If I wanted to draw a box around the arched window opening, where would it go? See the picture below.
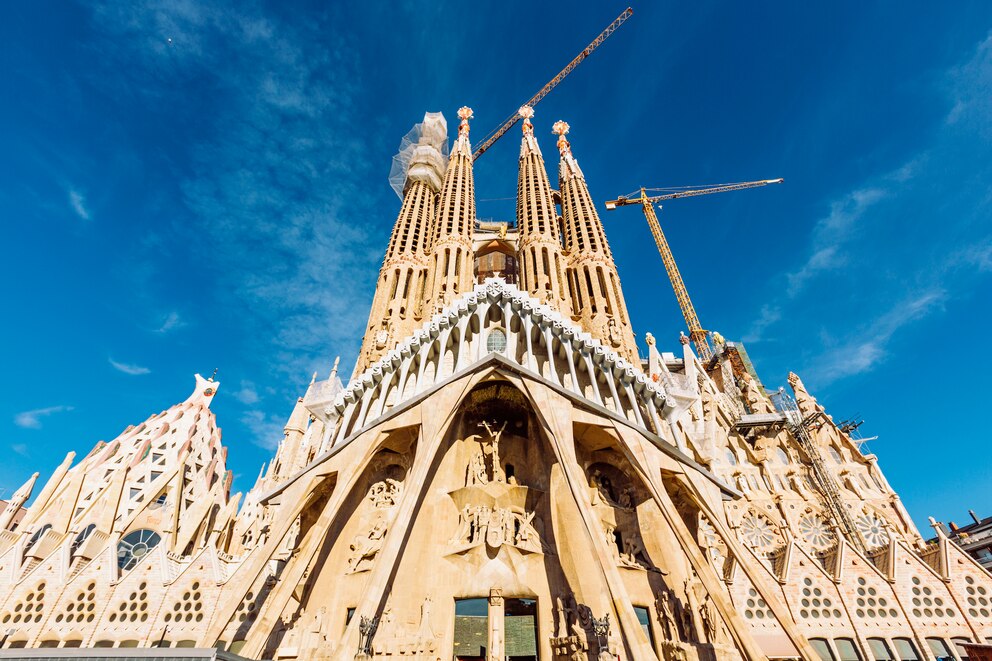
[70,524,96,557]
[25,524,52,552]
[597,268,612,315]
[584,268,597,314]
[117,529,162,571]
[487,329,507,354]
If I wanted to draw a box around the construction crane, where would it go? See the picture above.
[605,179,783,360]
[472,8,633,161]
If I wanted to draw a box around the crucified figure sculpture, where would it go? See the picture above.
[477,420,508,483]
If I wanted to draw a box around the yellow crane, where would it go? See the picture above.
[472,8,633,161]
[605,179,783,360]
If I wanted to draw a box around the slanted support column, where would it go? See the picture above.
[543,326,560,386]
[582,352,603,405]
[522,381,657,661]
[614,421,816,660]
[333,376,474,661]
[564,342,581,395]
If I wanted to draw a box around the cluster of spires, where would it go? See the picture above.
[357,106,638,375]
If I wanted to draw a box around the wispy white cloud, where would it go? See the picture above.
[109,358,151,375]
[153,311,186,334]
[742,304,782,344]
[14,405,74,429]
[10,444,29,458]
[745,31,992,389]
[786,186,886,297]
[68,188,90,220]
[241,409,284,450]
[946,33,992,141]
[811,290,945,384]
[744,182,889,344]
[90,1,383,387]
[233,380,260,405]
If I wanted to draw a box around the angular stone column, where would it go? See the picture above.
[488,588,505,661]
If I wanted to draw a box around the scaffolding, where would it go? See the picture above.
[388,113,449,199]
[772,391,867,554]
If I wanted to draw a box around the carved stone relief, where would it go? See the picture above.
[552,594,616,661]
[371,597,439,659]
[588,463,659,572]
[346,477,404,574]
[697,515,729,576]
[450,505,542,553]
[603,522,657,571]
[589,469,635,509]
[450,418,547,557]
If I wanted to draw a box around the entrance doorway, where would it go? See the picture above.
[454,596,539,661]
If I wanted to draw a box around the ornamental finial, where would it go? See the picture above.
[519,105,534,135]
[552,120,571,156]
[457,106,473,137]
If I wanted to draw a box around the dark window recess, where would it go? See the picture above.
[454,598,488,661]
[505,598,538,661]
[634,606,654,647]
[811,639,836,661]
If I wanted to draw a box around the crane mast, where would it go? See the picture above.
[605,179,783,360]
[638,191,713,359]
[472,8,633,161]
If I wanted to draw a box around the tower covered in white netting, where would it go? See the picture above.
[388,112,449,199]
[354,112,451,374]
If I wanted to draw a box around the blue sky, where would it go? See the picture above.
[1,2,990,534]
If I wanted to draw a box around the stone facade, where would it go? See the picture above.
[2,109,990,661]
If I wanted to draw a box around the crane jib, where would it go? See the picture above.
[472,8,633,161]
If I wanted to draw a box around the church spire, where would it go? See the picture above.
[516,106,571,313]
[356,113,447,374]
[0,472,38,530]
[425,106,477,315]
[554,120,638,363]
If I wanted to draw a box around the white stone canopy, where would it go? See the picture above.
[325,278,689,451]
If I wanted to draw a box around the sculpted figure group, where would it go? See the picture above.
[451,504,541,552]
[346,477,404,574]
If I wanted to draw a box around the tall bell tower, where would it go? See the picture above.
[554,120,638,363]
[425,107,477,315]
[356,113,447,374]
[515,106,571,315]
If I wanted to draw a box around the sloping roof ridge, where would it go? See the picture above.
[333,277,660,412]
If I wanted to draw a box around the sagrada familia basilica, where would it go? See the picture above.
[1,107,989,661]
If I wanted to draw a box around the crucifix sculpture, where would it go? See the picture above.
[477,420,508,483]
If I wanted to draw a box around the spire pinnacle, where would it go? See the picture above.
[330,356,340,380]
[519,106,534,134]
[450,106,474,158]
[552,120,571,156]
[519,106,541,157]
[457,106,473,137]
[553,120,584,181]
